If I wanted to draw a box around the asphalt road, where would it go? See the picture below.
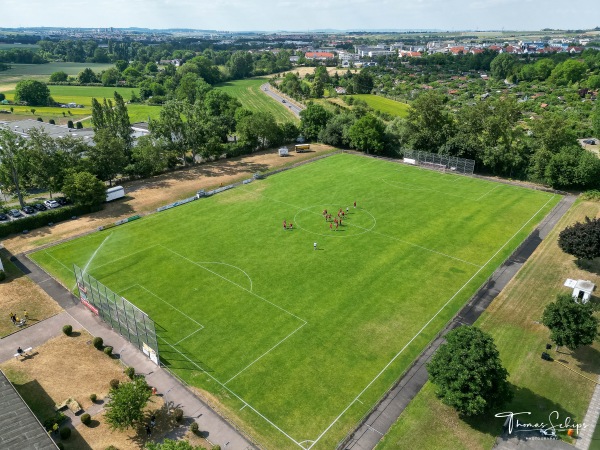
[260,83,304,118]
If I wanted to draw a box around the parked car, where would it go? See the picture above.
[33,203,47,212]
[44,200,59,209]
[0,213,8,221]
[56,197,69,205]
[282,99,286,103]
[583,139,596,145]
[21,206,35,214]
[8,209,23,218]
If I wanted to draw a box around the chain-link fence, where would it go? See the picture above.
[404,150,475,175]
[74,265,159,364]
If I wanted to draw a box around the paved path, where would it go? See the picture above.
[2,255,256,450]
[576,376,600,450]
[342,194,577,450]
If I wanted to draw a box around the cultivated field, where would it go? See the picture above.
[30,153,559,449]
[350,94,410,117]
[0,62,115,90]
[216,78,298,123]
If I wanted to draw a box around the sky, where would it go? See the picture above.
[2,0,600,32]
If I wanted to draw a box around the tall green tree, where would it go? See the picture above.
[427,326,512,416]
[592,101,600,139]
[542,293,599,351]
[237,111,282,150]
[490,53,517,80]
[347,114,387,154]
[405,91,455,153]
[25,128,69,198]
[89,129,129,185]
[227,51,254,79]
[105,376,152,431]
[14,80,52,106]
[0,128,28,207]
[61,170,106,207]
[558,216,600,261]
[300,103,332,141]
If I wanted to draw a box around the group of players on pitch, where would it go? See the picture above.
[324,201,357,231]
[282,201,357,233]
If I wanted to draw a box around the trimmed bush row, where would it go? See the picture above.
[0,204,101,239]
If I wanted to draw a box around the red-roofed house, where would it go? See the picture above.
[304,52,335,60]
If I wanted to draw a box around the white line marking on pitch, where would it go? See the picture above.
[196,261,253,291]
[158,336,306,449]
[475,184,501,201]
[225,322,307,385]
[161,245,307,324]
[136,284,204,328]
[90,243,160,273]
[305,194,557,450]
[44,251,73,273]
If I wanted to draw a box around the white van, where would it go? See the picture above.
[106,186,125,202]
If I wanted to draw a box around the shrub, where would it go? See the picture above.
[190,421,199,433]
[37,117,43,122]
[109,379,120,389]
[582,189,600,201]
[93,336,103,349]
[212,446,221,450]
[76,121,83,129]
[0,270,5,282]
[173,408,184,422]
[67,120,74,128]
[104,346,113,356]
[125,366,135,379]
[0,204,102,239]
[105,447,119,450]
[59,426,71,439]
[42,413,66,430]
[49,119,56,125]
[57,443,65,450]
[62,324,72,336]
[90,393,97,402]
[80,413,91,425]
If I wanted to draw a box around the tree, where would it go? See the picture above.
[101,68,121,86]
[550,59,588,85]
[89,129,129,185]
[558,216,600,261]
[78,67,98,84]
[427,326,512,416]
[126,136,169,178]
[227,51,254,79]
[61,170,106,207]
[104,376,152,431]
[0,128,28,207]
[300,103,332,141]
[347,114,387,154]
[49,71,68,82]
[542,294,599,351]
[490,53,517,80]
[592,101,600,139]
[25,128,69,198]
[236,112,282,150]
[352,70,374,94]
[14,80,52,106]
[405,91,455,153]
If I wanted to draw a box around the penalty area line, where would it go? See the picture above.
[157,336,306,449]
[305,194,557,450]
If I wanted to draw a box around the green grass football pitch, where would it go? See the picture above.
[30,153,560,449]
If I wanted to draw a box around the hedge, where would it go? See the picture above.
[0,204,101,238]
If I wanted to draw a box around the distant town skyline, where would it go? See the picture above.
[3,0,600,33]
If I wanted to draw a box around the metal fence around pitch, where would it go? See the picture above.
[404,150,475,175]
[73,264,160,364]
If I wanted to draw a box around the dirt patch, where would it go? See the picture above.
[3,145,337,255]
[0,249,62,337]
[0,331,127,415]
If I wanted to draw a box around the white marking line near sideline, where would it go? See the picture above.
[89,244,160,273]
[305,194,557,450]
[246,188,481,268]
[475,184,501,201]
[162,245,307,324]
[158,336,306,448]
[44,251,72,273]
[225,322,307,385]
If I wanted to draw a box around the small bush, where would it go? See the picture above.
[62,324,72,335]
[93,336,103,349]
[190,421,199,433]
[581,189,600,201]
[103,346,113,356]
[59,426,71,440]
[105,447,119,450]
[37,117,43,122]
[125,366,135,379]
[89,393,97,402]
[67,120,74,128]
[0,270,5,282]
[49,119,56,125]
[57,443,65,450]
[80,413,91,425]
[43,413,66,431]
[76,121,83,129]
[109,379,120,390]
[212,446,221,450]
[173,408,184,422]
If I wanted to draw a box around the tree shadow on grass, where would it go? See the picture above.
[461,384,578,443]
[570,346,600,376]
[158,348,215,373]
[574,258,600,276]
